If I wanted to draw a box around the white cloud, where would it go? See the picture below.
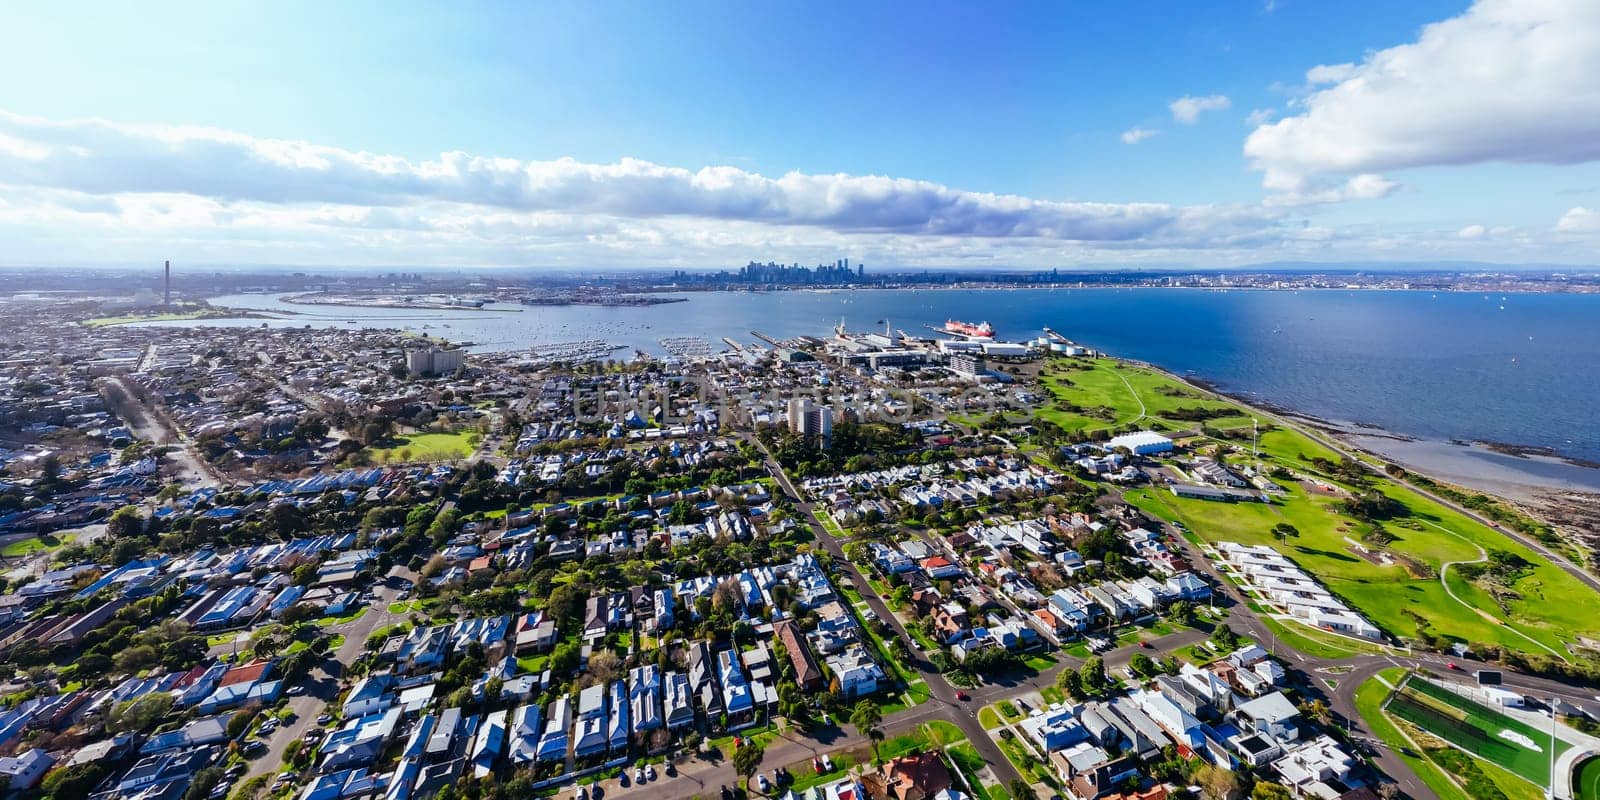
[1304,62,1358,85]
[1263,174,1400,207]
[1556,206,1600,232]
[0,109,1284,246]
[1457,224,1487,239]
[0,108,1302,268]
[1169,94,1232,124]
[1245,0,1600,192]
[1245,109,1276,126]
[1120,127,1159,145]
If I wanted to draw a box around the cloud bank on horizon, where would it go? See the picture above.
[0,0,1598,269]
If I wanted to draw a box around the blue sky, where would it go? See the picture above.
[2,0,1599,269]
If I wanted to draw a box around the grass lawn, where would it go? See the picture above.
[82,308,225,326]
[1124,471,1595,656]
[923,720,967,746]
[1035,358,1247,433]
[315,607,367,626]
[978,706,1002,730]
[1040,687,1065,706]
[0,533,71,557]
[996,701,1022,722]
[367,430,479,463]
[1257,616,1371,660]
[1022,654,1057,673]
[948,744,1007,800]
[1041,356,1600,659]
[996,733,1054,787]
[785,752,858,792]
[812,509,849,540]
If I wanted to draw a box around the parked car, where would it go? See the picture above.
[756,774,771,793]
[645,765,657,781]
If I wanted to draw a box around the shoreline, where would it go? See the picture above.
[1138,361,1600,554]
[1138,370,1600,503]
[190,288,1600,504]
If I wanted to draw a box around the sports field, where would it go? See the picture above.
[368,431,478,463]
[1385,675,1566,787]
[1575,756,1600,800]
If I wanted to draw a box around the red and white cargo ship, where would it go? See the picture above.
[941,319,995,339]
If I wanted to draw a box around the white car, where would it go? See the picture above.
[645,765,656,781]
[756,775,771,793]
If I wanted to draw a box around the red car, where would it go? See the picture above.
[1446,662,1460,671]
[955,691,970,701]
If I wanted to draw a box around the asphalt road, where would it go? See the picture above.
[754,442,1028,793]
[236,569,414,790]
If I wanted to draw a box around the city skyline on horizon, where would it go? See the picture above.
[3,1,1600,270]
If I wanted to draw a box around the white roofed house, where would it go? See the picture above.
[508,704,543,765]
[1272,734,1356,795]
[574,684,608,758]
[825,645,886,700]
[630,665,663,737]
[537,696,570,763]
[664,671,695,731]
[471,709,507,778]
[1234,691,1301,745]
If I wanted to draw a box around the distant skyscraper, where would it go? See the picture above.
[163,260,171,305]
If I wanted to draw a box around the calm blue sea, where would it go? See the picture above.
[177,288,1600,463]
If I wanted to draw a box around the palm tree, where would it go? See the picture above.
[851,700,884,763]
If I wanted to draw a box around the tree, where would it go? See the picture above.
[712,579,744,614]
[588,650,623,684]
[1129,653,1156,678]
[1251,782,1293,800]
[732,739,767,787]
[550,642,581,675]
[106,505,145,539]
[850,700,884,763]
[546,584,586,626]
[182,767,225,800]
[108,692,174,733]
[1168,600,1197,627]
[114,644,159,675]
[1055,668,1084,700]
[1008,779,1036,800]
[1195,765,1241,800]
[1079,656,1106,694]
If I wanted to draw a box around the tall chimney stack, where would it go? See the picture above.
[164,260,171,305]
